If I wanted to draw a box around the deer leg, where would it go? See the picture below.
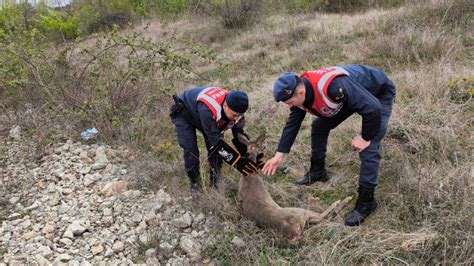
[307,196,353,224]
[331,196,353,214]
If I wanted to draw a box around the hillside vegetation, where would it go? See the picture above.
[1,0,473,264]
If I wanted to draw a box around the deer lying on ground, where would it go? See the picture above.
[236,132,352,241]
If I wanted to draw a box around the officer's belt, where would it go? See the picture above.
[174,98,205,132]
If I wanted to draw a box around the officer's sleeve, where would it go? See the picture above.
[231,116,246,139]
[329,76,381,141]
[276,107,306,153]
[197,102,221,147]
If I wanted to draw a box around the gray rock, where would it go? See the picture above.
[172,212,193,228]
[83,174,96,187]
[8,260,25,266]
[104,247,114,257]
[35,254,51,266]
[231,236,246,248]
[55,254,71,263]
[25,200,41,211]
[72,148,83,155]
[179,236,201,259]
[139,233,149,243]
[91,244,104,255]
[78,166,92,174]
[158,241,174,256]
[9,125,21,140]
[60,238,73,245]
[38,245,53,258]
[100,182,128,197]
[105,164,120,175]
[166,257,190,266]
[63,230,74,239]
[68,260,80,266]
[152,190,172,212]
[0,139,218,263]
[145,248,157,257]
[80,259,92,266]
[19,219,32,229]
[146,257,160,265]
[194,213,205,224]
[22,231,37,240]
[92,146,109,170]
[9,196,20,205]
[8,213,21,220]
[68,220,87,236]
[103,208,113,216]
[112,241,125,252]
[87,238,98,246]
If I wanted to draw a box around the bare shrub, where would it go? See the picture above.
[86,11,132,34]
[1,25,217,152]
[198,0,263,29]
[323,0,405,13]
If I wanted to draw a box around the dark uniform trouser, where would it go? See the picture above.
[171,113,222,175]
[311,94,394,189]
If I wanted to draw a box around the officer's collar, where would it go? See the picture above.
[302,77,314,108]
[221,109,230,121]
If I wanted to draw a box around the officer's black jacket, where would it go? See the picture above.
[179,87,246,149]
[197,102,244,148]
[277,74,395,153]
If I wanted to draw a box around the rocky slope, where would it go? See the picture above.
[0,127,222,265]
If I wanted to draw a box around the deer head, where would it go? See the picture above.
[237,130,266,162]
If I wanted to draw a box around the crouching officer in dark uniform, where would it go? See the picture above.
[262,64,396,226]
[170,86,258,192]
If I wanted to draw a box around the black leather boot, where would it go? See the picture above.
[345,186,378,226]
[187,169,201,192]
[295,159,329,185]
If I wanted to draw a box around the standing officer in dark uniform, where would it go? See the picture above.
[170,86,257,192]
[262,64,396,226]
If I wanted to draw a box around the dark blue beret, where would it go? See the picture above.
[273,72,298,102]
[226,91,249,113]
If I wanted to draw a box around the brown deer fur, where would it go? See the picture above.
[236,132,351,240]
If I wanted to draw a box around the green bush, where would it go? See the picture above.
[281,0,326,13]
[36,9,79,40]
[155,0,190,18]
[0,5,24,33]
[71,0,191,33]
[71,0,132,34]
[447,76,474,104]
[1,21,218,148]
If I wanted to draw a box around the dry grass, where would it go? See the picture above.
[145,1,472,264]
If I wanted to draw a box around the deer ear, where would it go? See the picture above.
[255,131,266,144]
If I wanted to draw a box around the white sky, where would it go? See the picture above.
[1,0,73,8]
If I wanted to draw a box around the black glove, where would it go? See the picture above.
[213,139,259,176]
[256,152,266,169]
[169,95,184,118]
[232,137,248,155]
[234,157,259,176]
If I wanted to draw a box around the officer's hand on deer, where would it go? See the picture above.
[351,135,371,152]
[262,152,285,176]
